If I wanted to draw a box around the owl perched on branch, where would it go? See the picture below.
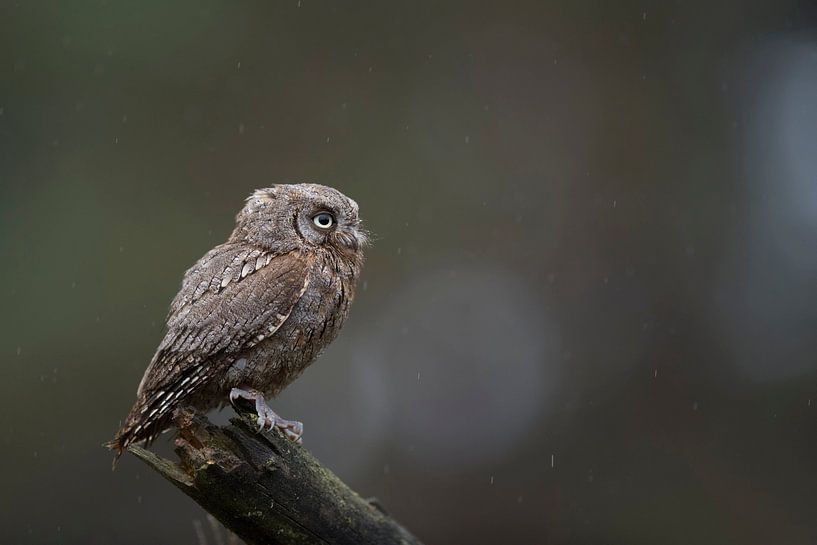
[109,184,366,461]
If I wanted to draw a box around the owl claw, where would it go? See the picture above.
[277,420,304,444]
[256,413,270,431]
[229,387,304,444]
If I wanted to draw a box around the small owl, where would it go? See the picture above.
[109,184,366,460]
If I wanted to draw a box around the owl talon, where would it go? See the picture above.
[256,413,270,431]
[278,420,303,443]
[229,389,241,405]
[229,387,303,443]
[283,428,303,444]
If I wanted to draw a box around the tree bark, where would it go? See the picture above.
[129,408,423,545]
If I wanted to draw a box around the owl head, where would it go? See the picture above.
[231,183,367,256]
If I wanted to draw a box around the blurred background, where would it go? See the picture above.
[1,1,817,544]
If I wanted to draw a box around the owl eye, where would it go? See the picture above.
[312,212,335,229]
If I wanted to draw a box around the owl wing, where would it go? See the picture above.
[112,245,311,454]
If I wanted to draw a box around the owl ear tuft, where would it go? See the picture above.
[247,187,278,205]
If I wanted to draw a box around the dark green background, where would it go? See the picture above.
[2,1,817,544]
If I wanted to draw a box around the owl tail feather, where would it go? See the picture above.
[104,435,128,469]
[106,420,144,469]
[108,368,209,468]
[106,401,170,469]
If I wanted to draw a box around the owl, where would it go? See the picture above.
[109,184,366,460]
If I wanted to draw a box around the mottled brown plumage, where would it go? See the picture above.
[110,184,366,460]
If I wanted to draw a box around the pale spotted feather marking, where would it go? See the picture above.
[218,250,269,291]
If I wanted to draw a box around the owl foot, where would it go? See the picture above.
[229,387,304,444]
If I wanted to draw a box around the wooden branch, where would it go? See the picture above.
[129,408,423,545]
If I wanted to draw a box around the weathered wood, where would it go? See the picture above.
[129,408,423,545]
